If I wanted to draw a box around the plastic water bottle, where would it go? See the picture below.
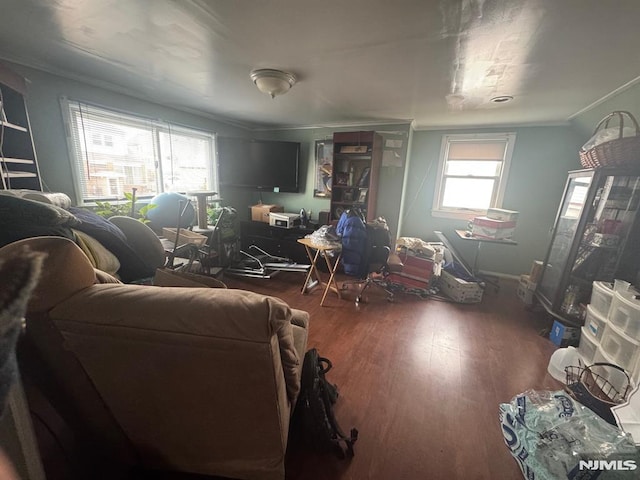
[300,208,307,227]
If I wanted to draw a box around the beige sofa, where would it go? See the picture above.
[1,236,309,480]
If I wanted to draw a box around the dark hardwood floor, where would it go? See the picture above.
[221,271,563,480]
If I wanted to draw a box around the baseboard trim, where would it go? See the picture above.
[479,270,520,281]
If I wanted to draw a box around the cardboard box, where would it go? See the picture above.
[549,320,580,347]
[517,274,537,306]
[472,216,516,239]
[487,208,519,222]
[162,228,208,247]
[251,204,283,223]
[472,216,517,229]
[438,270,483,303]
[398,253,434,283]
[529,260,544,284]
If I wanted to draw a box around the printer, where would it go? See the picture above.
[269,212,301,229]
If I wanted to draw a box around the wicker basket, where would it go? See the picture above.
[579,110,640,168]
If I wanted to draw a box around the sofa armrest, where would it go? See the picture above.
[290,308,309,329]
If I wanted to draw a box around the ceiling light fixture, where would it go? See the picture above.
[490,95,514,104]
[250,69,296,98]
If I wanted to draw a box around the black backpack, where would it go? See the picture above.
[291,348,358,458]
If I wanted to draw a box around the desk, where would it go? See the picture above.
[453,230,517,275]
[297,238,342,306]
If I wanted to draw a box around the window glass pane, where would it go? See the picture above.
[445,160,502,176]
[66,100,217,203]
[441,178,495,209]
[159,130,211,193]
[70,108,158,200]
[448,141,506,160]
[434,133,515,215]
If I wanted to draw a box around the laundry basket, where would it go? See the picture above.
[579,111,640,168]
[564,362,631,425]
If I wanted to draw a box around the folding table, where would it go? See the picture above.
[297,238,342,306]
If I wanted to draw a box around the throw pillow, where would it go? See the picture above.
[0,195,78,248]
[0,194,78,226]
[68,208,156,283]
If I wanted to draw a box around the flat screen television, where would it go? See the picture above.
[217,137,300,193]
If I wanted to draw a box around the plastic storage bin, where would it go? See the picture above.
[593,344,613,365]
[629,353,640,388]
[590,281,614,317]
[578,326,599,364]
[599,322,640,372]
[608,289,640,341]
[592,345,632,395]
[585,303,607,341]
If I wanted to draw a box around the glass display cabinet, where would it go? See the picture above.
[536,167,640,326]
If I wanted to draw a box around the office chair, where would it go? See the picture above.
[341,223,394,304]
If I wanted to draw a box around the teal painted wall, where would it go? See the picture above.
[9,63,253,210]
[400,126,584,276]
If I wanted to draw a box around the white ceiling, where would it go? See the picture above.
[1,0,640,130]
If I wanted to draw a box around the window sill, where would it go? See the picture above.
[81,196,156,207]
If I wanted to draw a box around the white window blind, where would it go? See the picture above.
[433,133,515,217]
[64,100,217,203]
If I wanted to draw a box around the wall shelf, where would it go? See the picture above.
[0,120,27,132]
[2,171,37,178]
[0,62,42,191]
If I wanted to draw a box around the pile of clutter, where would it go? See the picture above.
[388,236,485,303]
[386,237,442,298]
[546,279,640,447]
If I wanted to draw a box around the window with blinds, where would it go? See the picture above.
[63,100,217,203]
[433,133,516,217]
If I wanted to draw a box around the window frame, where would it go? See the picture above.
[432,132,516,219]
[61,98,218,205]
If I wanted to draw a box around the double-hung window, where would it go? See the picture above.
[63,99,217,204]
[433,132,516,218]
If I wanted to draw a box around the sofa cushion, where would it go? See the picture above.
[68,208,156,282]
[0,193,78,226]
[0,195,78,248]
[68,207,127,242]
[17,190,73,209]
[94,269,122,284]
